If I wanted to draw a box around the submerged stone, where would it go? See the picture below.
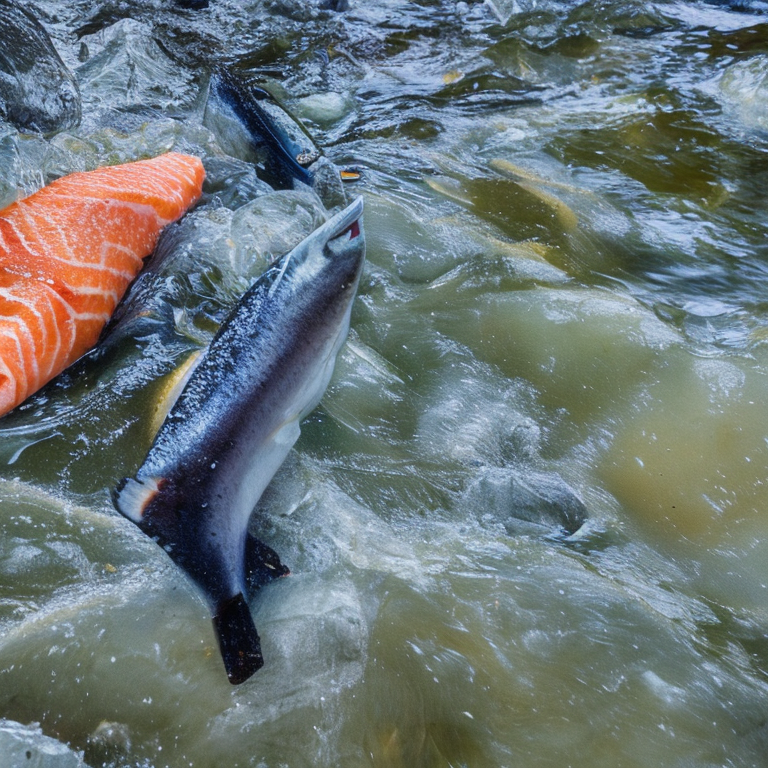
[0,719,86,767]
[84,721,131,766]
[77,19,196,113]
[718,54,768,131]
[0,0,81,134]
[462,465,587,535]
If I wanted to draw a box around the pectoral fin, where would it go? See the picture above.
[245,533,290,593]
[213,592,264,685]
[113,475,164,523]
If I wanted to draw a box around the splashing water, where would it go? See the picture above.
[1,0,768,766]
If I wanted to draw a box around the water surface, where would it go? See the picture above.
[1,0,768,766]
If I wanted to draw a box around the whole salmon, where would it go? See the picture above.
[0,152,205,416]
[114,197,365,684]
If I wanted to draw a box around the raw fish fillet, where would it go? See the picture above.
[0,152,205,416]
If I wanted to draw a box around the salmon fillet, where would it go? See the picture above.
[0,152,205,416]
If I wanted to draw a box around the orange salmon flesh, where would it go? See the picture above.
[0,152,205,417]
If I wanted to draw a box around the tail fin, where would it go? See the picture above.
[213,593,264,684]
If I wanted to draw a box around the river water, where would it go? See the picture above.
[1,0,768,766]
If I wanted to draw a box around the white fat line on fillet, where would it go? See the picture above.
[70,285,123,305]
[0,222,13,253]
[39,291,66,380]
[99,240,145,268]
[0,352,16,396]
[123,199,171,226]
[57,187,168,216]
[72,309,111,324]
[131,166,191,210]
[5,204,44,260]
[39,192,165,228]
[0,294,42,384]
[14,204,86,269]
[138,160,188,191]
[23,205,82,269]
[47,204,96,270]
[55,171,186,213]
[75,283,128,294]
[150,173,187,206]
[42,285,78,373]
[0,285,49,348]
[0,327,29,394]
[16,245,139,281]
[53,195,163,237]
[41,279,78,323]
[15,202,88,271]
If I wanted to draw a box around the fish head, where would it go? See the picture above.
[271,195,365,376]
[322,195,366,288]
[286,195,365,297]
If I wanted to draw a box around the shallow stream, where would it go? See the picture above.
[1,0,768,766]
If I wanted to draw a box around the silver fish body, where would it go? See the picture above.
[114,197,365,684]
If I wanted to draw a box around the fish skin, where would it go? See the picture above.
[114,196,366,685]
[205,69,321,190]
[0,152,205,417]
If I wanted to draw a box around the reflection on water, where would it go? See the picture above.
[2,0,768,766]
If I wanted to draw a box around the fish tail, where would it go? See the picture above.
[213,593,264,685]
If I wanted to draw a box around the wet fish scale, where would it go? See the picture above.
[0,152,204,416]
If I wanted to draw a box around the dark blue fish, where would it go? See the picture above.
[205,68,322,190]
[114,197,365,684]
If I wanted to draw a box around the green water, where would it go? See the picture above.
[2,0,768,766]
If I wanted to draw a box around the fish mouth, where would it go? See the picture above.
[267,195,364,295]
[321,196,364,243]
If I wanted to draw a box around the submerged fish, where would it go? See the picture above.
[114,196,366,684]
[0,152,205,417]
[0,0,81,134]
[204,69,322,190]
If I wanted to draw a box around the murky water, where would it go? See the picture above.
[1,0,768,765]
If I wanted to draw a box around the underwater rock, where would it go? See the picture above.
[0,719,86,767]
[0,0,81,134]
[717,54,768,132]
[202,156,273,210]
[308,155,347,209]
[84,721,131,766]
[77,19,196,113]
[227,189,329,275]
[294,91,351,126]
[462,465,587,535]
